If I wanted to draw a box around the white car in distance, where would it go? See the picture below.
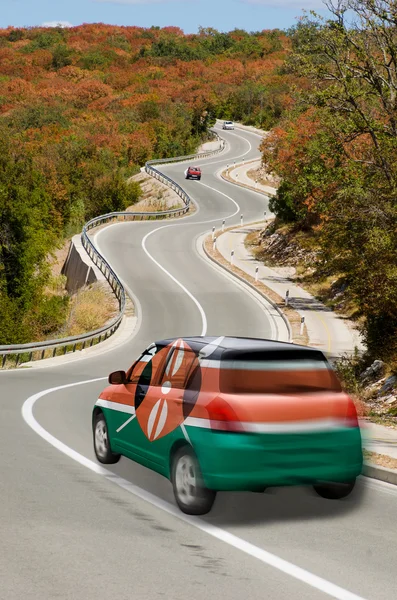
[222,121,234,130]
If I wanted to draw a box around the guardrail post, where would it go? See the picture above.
[2,355,6,368]
[52,348,56,358]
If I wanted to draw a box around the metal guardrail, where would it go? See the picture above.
[0,129,226,369]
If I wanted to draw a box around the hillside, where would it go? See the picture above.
[258,2,397,371]
[0,24,292,345]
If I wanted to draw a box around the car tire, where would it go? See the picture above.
[93,412,121,464]
[313,479,356,500]
[171,446,216,515]
[198,177,201,181]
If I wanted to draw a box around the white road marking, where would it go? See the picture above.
[197,181,241,213]
[22,378,368,600]
[141,227,208,336]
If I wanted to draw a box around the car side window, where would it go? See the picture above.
[159,348,198,390]
[127,344,158,383]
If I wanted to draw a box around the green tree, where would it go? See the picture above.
[51,44,72,70]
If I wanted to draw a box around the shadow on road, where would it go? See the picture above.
[203,481,367,527]
[109,458,368,528]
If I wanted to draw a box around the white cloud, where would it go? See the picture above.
[41,21,73,28]
[241,0,326,8]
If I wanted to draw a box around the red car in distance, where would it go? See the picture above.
[186,166,201,180]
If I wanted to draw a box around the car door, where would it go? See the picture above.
[133,340,202,467]
[112,343,168,468]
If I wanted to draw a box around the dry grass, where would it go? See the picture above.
[363,449,397,470]
[247,225,362,323]
[48,239,72,279]
[204,231,309,346]
[63,282,119,337]
[221,166,267,195]
[246,166,280,188]
[127,170,194,213]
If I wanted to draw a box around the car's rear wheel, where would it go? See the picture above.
[198,176,201,180]
[93,412,121,464]
[171,446,216,515]
[313,479,356,499]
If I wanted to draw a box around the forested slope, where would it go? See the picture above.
[261,0,397,365]
[0,24,291,344]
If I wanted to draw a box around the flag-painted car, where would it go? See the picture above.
[92,336,363,515]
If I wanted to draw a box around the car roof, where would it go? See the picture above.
[155,336,325,360]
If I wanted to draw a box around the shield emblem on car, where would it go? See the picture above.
[136,339,202,441]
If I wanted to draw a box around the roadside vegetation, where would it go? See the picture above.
[257,1,397,391]
[0,24,291,345]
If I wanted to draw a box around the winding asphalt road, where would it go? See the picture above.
[1,124,396,600]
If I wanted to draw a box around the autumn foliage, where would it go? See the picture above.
[264,2,397,362]
[0,24,291,344]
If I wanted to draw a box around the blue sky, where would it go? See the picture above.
[3,0,331,33]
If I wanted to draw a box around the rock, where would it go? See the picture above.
[384,395,397,406]
[360,360,385,381]
[380,375,397,395]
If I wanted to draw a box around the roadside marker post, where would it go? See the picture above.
[222,219,225,232]
[255,266,259,282]
[212,226,215,240]
[213,236,217,251]
[285,289,289,306]
[300,316,305,336]
[240,214,244,226]
[231,250,234,266]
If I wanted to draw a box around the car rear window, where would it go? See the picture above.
[190,166,200,171]
[219,349,342,394]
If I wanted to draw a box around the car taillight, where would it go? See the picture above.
[345,400,359,428]
[206,397,244,432]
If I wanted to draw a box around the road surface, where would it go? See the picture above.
[1,124,396,600]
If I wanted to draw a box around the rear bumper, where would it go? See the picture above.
[186,426,363,491]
